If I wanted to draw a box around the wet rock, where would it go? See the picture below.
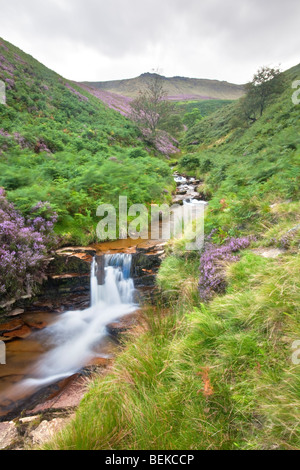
[95,255,105,285]
[7,308,25,318]
[171,196,185,205]
[3,325,32,339]
[0,421,19,450]
[134,274,157,288]
[0,318,24,334]
[24,320,47,330]
[0,335,11,343]
[48,247,95,277]
[29,300,55,311]
[46,273,90,295]
[87,357,113,368]
[28,375,86,415]
[132,252,163,275]
[106,312,139,339]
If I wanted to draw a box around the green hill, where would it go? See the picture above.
[178,63,300,235]
[46,63,300,451]
[83,72,245,101]
[0,38,173,245]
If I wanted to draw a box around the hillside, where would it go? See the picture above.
[83,72,245,101]
[0,38,174,247]
[180,62,300,223]
[46,63,300,451]
[1,34,299,450]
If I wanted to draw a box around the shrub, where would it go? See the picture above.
[0,189,57,300]
[199,235,253,301]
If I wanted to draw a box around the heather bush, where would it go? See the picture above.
[199,235,253,301]
[0,188,57,300]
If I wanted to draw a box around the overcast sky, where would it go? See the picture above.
[0,0,299,83]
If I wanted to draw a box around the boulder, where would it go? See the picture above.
[7,308,25,317]
[0,421,19,450]
[30,418,69,447]
[0,318,24,334]
[3,325,31,339]
[106,312,139,339]
[24,319,47,330]
[47,247,96,276]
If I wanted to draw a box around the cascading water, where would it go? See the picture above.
[21,254,137,390]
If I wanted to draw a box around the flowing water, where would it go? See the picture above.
[0,173,207,418]
[0,254,137,416]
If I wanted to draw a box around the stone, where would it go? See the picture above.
[0,421,19,450]
[30,418,68,446]
[3,325,31,339]
[8,308,25,317]
[87,357,113,368]
[28,374,86,414]
[24,320,47,330]
[47,248,95,277]
[95,255,105,285]
[0,318,24,334]
[252,248,286,259]
[0,299,16,310]
[106,312,139,339]
[19,416,40,424]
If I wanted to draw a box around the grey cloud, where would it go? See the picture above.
[0,0,299,81]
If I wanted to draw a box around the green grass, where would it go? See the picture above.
[44,244,300,450]
[2,37,298,449]
[0,38,174,245]
[42,63,300,449]
[175,99,234,119]
[178,64,300,237]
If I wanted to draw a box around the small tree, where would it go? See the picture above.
[130,73,174,138]
[239,66,285,123]
[183,108,203,128]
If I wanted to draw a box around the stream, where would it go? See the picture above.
[0,173,207,420]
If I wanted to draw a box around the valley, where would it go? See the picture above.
[0,36,299,450]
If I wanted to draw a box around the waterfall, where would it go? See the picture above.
[21,254,137,389]
[91,254,134,306]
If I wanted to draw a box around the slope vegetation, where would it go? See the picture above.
[0,38,173,245]
[84,72,245,101]
[46,64,300,450]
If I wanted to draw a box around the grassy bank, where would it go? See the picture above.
[43,63,300,450]
[44,192,299,450]
[44,237,299,449]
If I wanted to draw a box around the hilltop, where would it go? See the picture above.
[83,72,245,101]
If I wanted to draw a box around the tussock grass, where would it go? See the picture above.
[45,248,300,450]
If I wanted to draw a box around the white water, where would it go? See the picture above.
[21,254,137,390]
[174,176,187,184]
[183,199,208,206]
